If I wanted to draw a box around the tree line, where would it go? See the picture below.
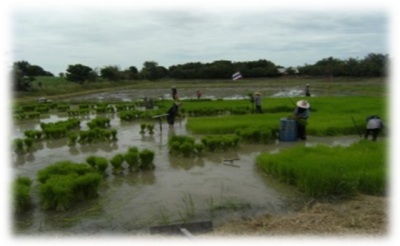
[11,53,388,91]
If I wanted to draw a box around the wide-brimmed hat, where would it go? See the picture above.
[254,92,261,95]
[296,100,310,109]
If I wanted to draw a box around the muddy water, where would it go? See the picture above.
[12,108,361,236]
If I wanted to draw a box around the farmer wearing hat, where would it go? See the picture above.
[254,92,263,113]
[305,84,311,97]
[293,100,311,140]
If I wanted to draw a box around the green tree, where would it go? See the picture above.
[66,64,94,84]
[100,65,121,81]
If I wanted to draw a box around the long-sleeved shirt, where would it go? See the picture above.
[294,107,310,119]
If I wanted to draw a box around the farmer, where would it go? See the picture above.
[196,90,202,99]
[171,86,178,100]
[166,101,182,128]
[254,92,263,113]
[365,115,384,141]
[305,84,311,97]
[293,100,311,140]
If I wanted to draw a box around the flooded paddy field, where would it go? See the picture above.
[12,103,360,236]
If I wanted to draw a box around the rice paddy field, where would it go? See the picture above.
[9,77,389,237]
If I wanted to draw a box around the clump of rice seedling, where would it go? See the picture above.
[256,140,387,197]
[12,138,25,154]
[194,143,205,156]
[110,154,125,171]
[37,161,102,211]
[86,155,97,168]
[140,123,146,134]
[23,138,34,150]
[124,150,140,170]
[12,176,32,213]
[147,124,155,134]
[68,132,79,146]
[139,149,155,170]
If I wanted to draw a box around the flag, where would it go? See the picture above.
[232,72,242,81]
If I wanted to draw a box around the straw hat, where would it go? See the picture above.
[296,100,310,109]
[254,92,261,95]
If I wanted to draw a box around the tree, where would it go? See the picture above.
[140,61,160,80]
[66,64,94,84]
[100,65,121,81]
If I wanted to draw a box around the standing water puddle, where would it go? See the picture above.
[12,110,360,236]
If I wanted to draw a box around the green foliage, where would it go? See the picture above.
[37,161,102,211]
[13,176,32,213]
[110,154,125,170]
[256,140,387,197]
[139,149,155,170]
[124,151,140,170]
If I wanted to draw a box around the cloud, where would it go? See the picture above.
[9,7,388,74]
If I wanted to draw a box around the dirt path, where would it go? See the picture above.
[202,194,387,237]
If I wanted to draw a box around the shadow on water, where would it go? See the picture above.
[12,105,362,236]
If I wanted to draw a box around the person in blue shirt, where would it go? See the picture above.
[293,100,310,140]
[254,92,263,113]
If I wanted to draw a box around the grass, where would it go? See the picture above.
[256,140,387,197]
[186,96,387,138]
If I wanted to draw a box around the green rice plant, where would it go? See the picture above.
[169,141,181,155]
[12,138,25,154]
[128,146,139,153]
[168,134,195,147]
[23,138,34,150]
[194,143,205,156]
[37,161,103,211]
[147,124,155,134]
[256,140,387,197]
[13,176,32,213]
[86,155,97,168]
[110,154,125,171]
[124,151,140,170]
[24,130,36,139]
[179,142,193,157]
[94,157,109,173]
[37,161,94,183]
[67,132,79,146]
[140,123,146,134]
[178,193,196,222]
[139,149,155,170]
[110,129,118,140]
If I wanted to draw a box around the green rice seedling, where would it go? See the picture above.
[67,132,79,146]
[94,157,108,173]
[110,129,118,140]
[37,161,94,183]
[37,161,103,211]
[23,138,34,150]
[128,146,139,153]
[147,124,155,134]
[124,151,140,170]
[169,141,181,155]
[194,143,205,156]
[12,138,25,154]
[86,155,97,168]
[139,149,155,170]
[78,131,89,143]
[23,130,36,139]
[256,140,386,197]
[168,134,195,147]
[179,142,193,157]
[110,154,125,171]
[140,123,146,134]
[13,176,32,213]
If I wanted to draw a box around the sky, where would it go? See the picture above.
[2,0,394,76]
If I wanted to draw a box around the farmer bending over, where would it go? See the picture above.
[293,100,311,140]
[167,101,182,129]
[365,115,384,141]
